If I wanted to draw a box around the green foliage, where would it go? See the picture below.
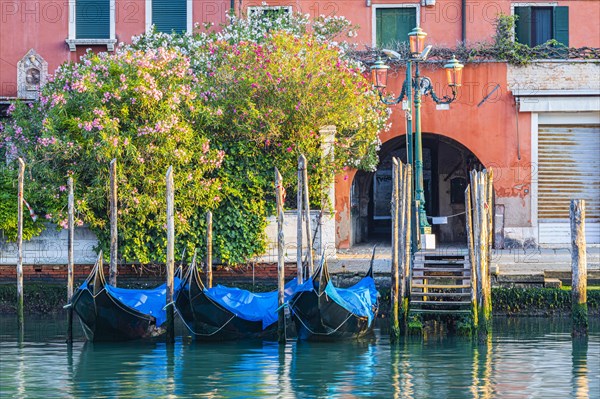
[2,48,224,264]
[0,167,45,241]
[1,14,387,265]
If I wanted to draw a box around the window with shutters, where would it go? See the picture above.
[152,0,188,34]
[66,0,116,51]
[374,6,418,49]
[514,6,569,47]
[76,0,110,39]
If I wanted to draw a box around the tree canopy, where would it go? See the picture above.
[0,13,388,264]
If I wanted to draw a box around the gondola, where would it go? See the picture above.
[175,263,298,341]
[69,255,183,342]
[290,250,379,341]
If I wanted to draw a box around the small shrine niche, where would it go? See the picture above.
[17,49,48,100]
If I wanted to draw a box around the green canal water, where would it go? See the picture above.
[0,316,598,398]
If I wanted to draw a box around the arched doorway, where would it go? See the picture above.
[351,133,484,246]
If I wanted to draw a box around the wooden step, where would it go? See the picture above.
[412,267,470,273]
[412,275,470,280]
[410,292,471,297]
[412,284,471,289]
[410,301,470,306]
[410,309,472,314]
[413,260,469,265]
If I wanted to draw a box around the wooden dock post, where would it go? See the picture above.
[301,154,313,275]
[67,177,75,343]
[480,170,492,338]
[570,199,588,337]
[297,156,304,284]
[401,163,412,334]
[275,168,286,343]
[469,169,492,339]
[206,211,213,288]
[109,158,118,286]
[465,185,478,331]
[16,158,25,333]
[165,166,175,344]
[390,158,401,342]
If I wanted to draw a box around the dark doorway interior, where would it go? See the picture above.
[351,134,484,246]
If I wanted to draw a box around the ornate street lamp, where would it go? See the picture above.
[370,28,464,238]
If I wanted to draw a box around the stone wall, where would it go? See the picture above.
[0,210,336,266]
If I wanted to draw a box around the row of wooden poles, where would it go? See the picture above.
[14,157,589,340]
[14,155,315,343]
[388,162,589,338]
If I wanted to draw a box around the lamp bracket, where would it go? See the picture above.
[418,76,457,105]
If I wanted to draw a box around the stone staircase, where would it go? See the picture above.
[410,251,472,315]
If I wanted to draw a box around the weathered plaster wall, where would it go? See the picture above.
[336,62,534,247]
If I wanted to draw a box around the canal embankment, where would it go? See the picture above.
[1,266,598,317]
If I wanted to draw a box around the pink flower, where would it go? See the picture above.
[286,147,292,152]
[59,185,67,192]
[45,214,52,219]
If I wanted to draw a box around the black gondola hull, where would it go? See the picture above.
[175,271,278,341]
[291,289,374,341]
[71,285,159,342]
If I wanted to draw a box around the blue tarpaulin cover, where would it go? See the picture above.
[104,277,182,327]
[204,279,300,329]
[323,276,378,327]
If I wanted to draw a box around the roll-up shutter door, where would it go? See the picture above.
[538,124,600,244]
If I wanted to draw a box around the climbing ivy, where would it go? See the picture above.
[351,14,599,67]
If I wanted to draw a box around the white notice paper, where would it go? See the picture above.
[432,217,448,225]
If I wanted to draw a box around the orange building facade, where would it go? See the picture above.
[1,0,599,249]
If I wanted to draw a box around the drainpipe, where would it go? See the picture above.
[462,0,467,43]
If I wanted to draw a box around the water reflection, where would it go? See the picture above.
[0,317,598,398]
[572,338,589,398]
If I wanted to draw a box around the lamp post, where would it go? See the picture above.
[371,27,463,236]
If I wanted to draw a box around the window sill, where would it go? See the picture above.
[66,39,117,52]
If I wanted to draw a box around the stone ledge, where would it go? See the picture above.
[66,39,117,52]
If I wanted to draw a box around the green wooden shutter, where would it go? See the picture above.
[76,0,109,39]
[376,8,417,49]
[553,6,569,46]
[153,0,187,34]
[514,6,531,46]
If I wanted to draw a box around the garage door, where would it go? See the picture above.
[538,124,600,244]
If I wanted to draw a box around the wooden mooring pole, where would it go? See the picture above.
[479,170,492,338]
[465,185,478,331]
[206,211,213,288]
[16,158,25,333]
[67,177,75,343]
[165,166,175,344]
[570,199,588,337]
[275,168,286,343]
[297,156,304,284]
[469,169,493,339]
[301,155,313,275]
[109,158,118,286]
[390,158,401,342]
